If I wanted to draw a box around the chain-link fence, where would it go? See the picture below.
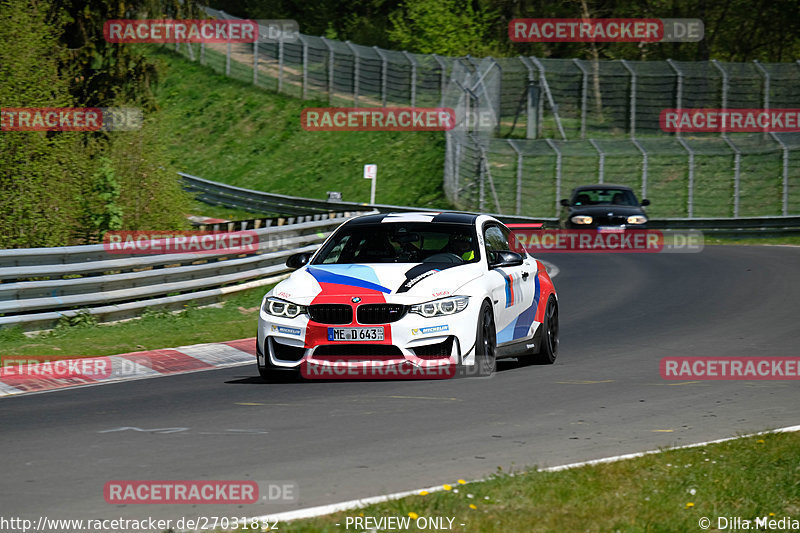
[171,7,800,219]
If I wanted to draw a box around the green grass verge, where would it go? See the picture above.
[254,431,800,532]
[149,48,451,210]
[0,285,272,357]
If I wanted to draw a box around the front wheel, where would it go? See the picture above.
[473,301,497,376]
[532,296,558,364]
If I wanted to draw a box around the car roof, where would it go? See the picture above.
[572,184,634,192]
[345,212,480,226]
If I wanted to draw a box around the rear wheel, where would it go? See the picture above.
[532,296,558,364]
[474,301,497,376]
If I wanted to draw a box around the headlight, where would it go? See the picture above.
[626,215,647,225]
[571,215,593,225]
[410,296,469,317]
[262,297,306,318]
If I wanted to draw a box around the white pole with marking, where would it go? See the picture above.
[364,164,377,204]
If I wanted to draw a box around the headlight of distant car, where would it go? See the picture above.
[626,215,648,225]
[410,296,469,317]
[262,297,306,318]
[571,215,593,225]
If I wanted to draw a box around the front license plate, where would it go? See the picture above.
[327,327,384,341]
[597,226,625,232]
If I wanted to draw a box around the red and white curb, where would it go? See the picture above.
[0,338,256,398]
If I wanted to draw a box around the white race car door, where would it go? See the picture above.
[482,223,534,343]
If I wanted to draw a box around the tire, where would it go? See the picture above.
[532,296,558,364]
[473,301,497,377]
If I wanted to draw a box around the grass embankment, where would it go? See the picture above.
[259,431,800,532]
[148,48,450,209]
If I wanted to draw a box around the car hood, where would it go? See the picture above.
[568,205,645,217]
[269,263,484,304]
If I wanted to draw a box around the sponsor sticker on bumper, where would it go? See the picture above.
[411,325,450,336]
[271,325,301,336]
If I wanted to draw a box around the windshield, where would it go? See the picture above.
[572,188,639,206]
[312,222,480,265]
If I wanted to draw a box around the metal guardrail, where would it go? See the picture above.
[181,172,558,225]
[0,213,371,330]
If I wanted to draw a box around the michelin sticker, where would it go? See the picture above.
[411,325,449,336]
[272,325,302,336]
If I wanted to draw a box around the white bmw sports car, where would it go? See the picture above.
[256,212,558,379]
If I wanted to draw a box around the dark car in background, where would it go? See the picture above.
[560,184,650,229]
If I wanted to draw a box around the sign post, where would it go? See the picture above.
[363,164,377,204]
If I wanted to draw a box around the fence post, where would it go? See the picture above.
[507,139,524,215]
[403,51,417,107]
[620,59,636,138]
[200,41,205,65]
[753,60,770,140]
[518,56,538,139]
[769,133,789,216]
[253,35,259,86]
[529,57,567,140]
[667,59,683,138]
[589,139,605,183]
[545,139,563,217]
[573,58,588,139]
[432,54,448,106]
[345,41,360,105]
[631,139,649,199]
[472,136,501,213]
[301,36,309,99]
[721,134,741,217]
[678,138,695,217]
[278,38,285,93]
[373,46,388,107]
[321,37,335,105]
[711,59,728,115]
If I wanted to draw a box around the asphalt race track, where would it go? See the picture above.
[1,245,799,522]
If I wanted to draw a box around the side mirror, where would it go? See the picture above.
[560,199,570,207]
[488,250,524,268]
[641,199,650,206]
[286,252,312,269]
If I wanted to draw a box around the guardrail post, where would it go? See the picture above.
[621,59,636,138]
[403,51,418,107]
[589,139,605,183]
[573,58,588,139]
[631,139,649,199]
[770,133,790,216]
[721,134,741,217]
[545,139,563,217]
[507,139,524,215]
[345,41,360,105]
[678,138,695,217]
[374,46,388,107]
[321,37,335,105]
